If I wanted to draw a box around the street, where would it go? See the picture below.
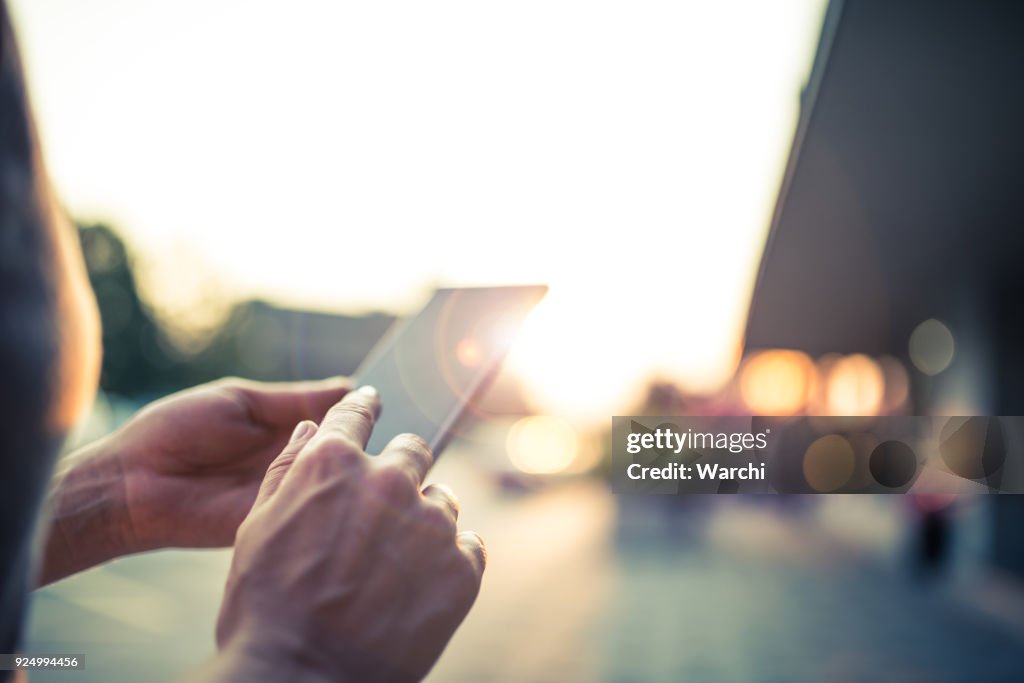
[26,449,1024,682]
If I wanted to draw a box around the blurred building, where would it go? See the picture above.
[743,1,1024,576]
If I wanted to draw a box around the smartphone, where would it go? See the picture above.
[352,285,547,457]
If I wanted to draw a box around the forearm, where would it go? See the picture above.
[37,438,132,586]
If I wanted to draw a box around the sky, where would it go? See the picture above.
[10,0,826,422]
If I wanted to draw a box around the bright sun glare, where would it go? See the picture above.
[11,0,826,423]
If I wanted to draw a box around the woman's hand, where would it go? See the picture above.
[39,377,349,585]
[196,387,485,683]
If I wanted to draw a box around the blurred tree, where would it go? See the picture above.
[77,223,181,396]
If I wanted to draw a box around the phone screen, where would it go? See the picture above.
[352,285,547,457]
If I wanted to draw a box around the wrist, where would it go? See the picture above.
[38,436,134,585]
[196,630,344,683]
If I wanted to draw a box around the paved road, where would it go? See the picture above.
[430,487,1024,683]
[24,451,1024,682]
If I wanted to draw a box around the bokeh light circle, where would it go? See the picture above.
[908,319,955,376]
[825,354,884,416]
[803,434,856,492]
[869,440,917,488]
[739,350,814,415]
[506,415,578,474]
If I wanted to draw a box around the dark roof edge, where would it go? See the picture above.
[740,0,847,353]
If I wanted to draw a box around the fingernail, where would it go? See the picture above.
[290,420,317,442]
[356,385,378,397]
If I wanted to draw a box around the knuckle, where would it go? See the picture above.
[396,432,431,454]
[420,502,458,538]
[315,434,362,456]
[429,482,460,506]
[210,378,260,423]
[212,376,252,396]
[336,401,375,423]
[265,453,296,477]
[392,432,433,462]
[304,435,366,469]
[367,464,417,505]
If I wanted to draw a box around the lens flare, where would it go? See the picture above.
[455,337,482,368]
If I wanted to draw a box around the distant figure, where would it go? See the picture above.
[910,496,954,578]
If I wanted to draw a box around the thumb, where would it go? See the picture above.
[254,420,318,506]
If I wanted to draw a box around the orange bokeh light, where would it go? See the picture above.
[825,354,885,416]
[739,350,815,415]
